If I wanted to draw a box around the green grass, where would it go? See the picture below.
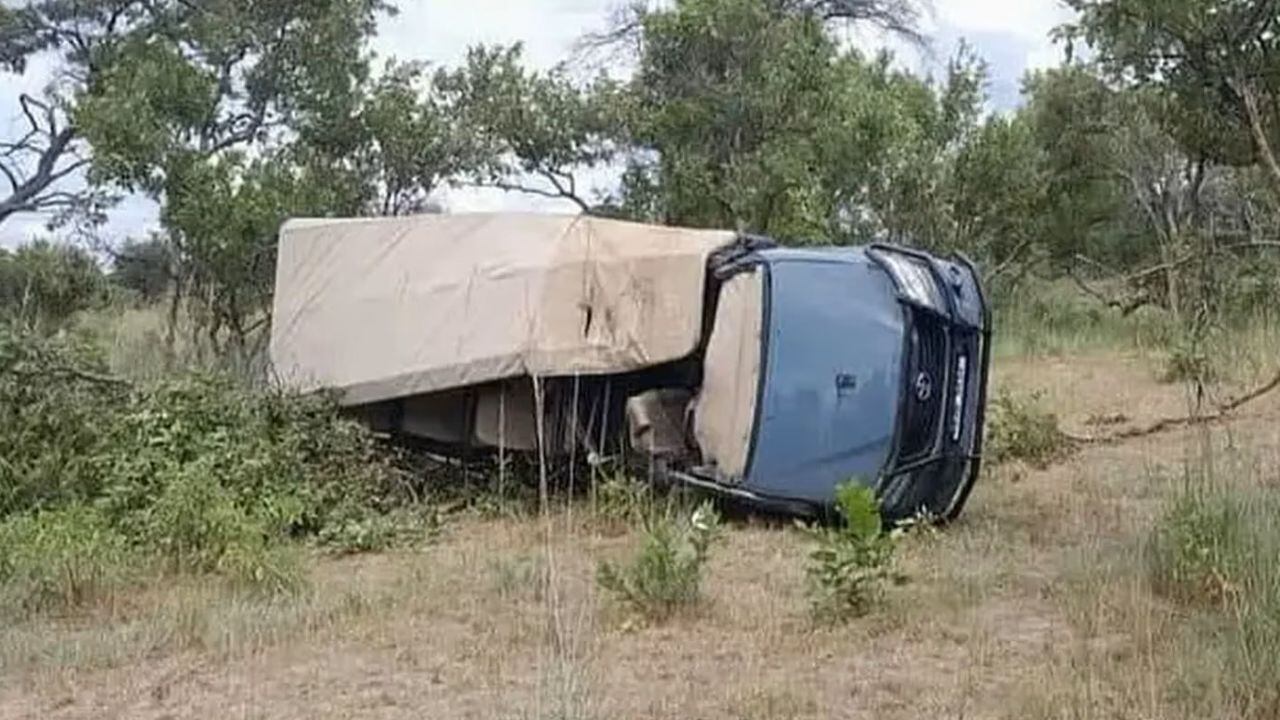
[994,280,1280,391]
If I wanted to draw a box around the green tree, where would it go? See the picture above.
[296,59,461,217]
[436,45,620,212]
[109,235,173,303]
[61,0,393,364]
[1064,0,1280,200]
[620,0,841,237]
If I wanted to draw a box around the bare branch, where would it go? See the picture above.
[476,178,592,213]
[3,362,131,387]
[18,93,54,135]
[540,169,592,213]
[797,0,929,47]
[0,161,17,192]
[1065,369,1280,446]
[0,125,83,225]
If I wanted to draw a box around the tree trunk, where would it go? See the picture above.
[165,276,184,368]
[1160,240,1181,322]
[1236,77,1280,203]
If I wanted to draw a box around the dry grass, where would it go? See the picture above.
[3,349,1280,718]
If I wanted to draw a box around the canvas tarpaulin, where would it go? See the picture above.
[269,213,737,406]
[693,268,763,481]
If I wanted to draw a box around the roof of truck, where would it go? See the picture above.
[269,212,737,405]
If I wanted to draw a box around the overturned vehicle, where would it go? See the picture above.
[269,213,991,520]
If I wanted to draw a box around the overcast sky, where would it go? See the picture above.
[0,0,1071,249]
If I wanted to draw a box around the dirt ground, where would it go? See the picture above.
[4,351,1279,720]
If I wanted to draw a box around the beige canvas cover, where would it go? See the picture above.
[270,212,736,406]
[693,268,764,481]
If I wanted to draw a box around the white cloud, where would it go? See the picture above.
[934,0,1071,71]
[934,0,1069,38]
[374,0,615,71]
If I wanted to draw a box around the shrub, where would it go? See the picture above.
[985,389,1069,467]
[0,328,128,515]
[803,483,895,624]
[0,506,132,618]
[316,505,441,554]
[597,501,720,622]
[139,461,274,575]
[1,324,418,610]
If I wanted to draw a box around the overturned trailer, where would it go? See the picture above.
[270,213,991,520]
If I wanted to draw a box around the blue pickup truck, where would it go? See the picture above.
[270,214,991,521]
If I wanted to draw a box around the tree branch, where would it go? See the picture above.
[1067,265,1155,316]
[478,173,592,214]
[540,169,591,213]
[0,125,81,225]
[983,236,1033,285]
[1065,369,1280,446]
[0,162,17,192]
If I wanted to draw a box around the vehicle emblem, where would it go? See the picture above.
[914,372,934,402]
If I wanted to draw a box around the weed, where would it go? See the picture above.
[596,501,720,622]
[985,389,1069,467]
[803,483,895,624]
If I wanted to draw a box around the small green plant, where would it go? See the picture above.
[596,501,721,622]
[985,389,1069,467]
[316,505,441,554]
[803,482,895,624]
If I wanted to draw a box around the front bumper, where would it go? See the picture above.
[867,245,992,522]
